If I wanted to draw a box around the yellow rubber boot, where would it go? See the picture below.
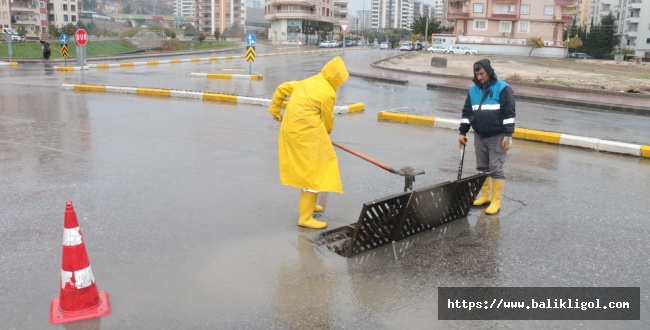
[473,176,492,206]
[485,179,504,214]
[298,191,328,229]
[314,204,324,212]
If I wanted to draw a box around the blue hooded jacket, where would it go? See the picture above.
[459,59,516,138]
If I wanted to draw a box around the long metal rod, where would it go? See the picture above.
[332,141,397,174]
[457,144,466,180]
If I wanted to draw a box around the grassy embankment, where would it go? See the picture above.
[0,39,237,59]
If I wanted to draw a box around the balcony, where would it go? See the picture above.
[265,9,318,21]
[447,9,470,19]
[266,0,317,5]
[555,0,574,5]
[555,14,573,23]
[491,13,517,20]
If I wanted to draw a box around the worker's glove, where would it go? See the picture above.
[502,136,513,151]
[272,114,282,123]
[458,135,468,149]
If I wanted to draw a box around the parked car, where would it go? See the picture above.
[427,45,447,54]
[379,42,390,50]
[2,27,23,42]
[569,52,593,59]
[399,42,413,51]
[445,45,478,55]
[319,40,337,48]
[414,41,423,51]
[282,40,301,46]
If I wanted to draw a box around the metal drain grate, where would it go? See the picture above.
[316,173,488,257]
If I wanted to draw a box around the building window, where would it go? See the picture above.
[544,5,555,16]
[500,21,512,33]
[518,21,530,33]
[71,5,76,11]
[473,4,483,13]
[72,15,76,22]
[63,4,67,10]
[474,20,487,30]
[647,38,650,44]
[63,14,68,22]
[287,5,293,12]
[495,5,515,14]
[520,5,530,15]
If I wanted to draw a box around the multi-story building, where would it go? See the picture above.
[174,0,197,20]
[196,0,247,36]
[372,0,406,30]
[622,0,649,57]
[48,0,79,28]
[413,0,432,19]
[447,0,574,56]
[264,0,349,45]
[357,9,371,30]
[5,0,44,39]
[433,0,446,24]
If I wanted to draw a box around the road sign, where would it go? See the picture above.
[246,34,256,46]
[341,24,349,32]
[75,29,88,46]
[60,34,68,45]
[246,46,256,62]
[61,44,68,57]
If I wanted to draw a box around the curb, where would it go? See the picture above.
[53,65,90,71]
[89,49,343,69]
[61,83,365,114]
[349,72,409,85]
[0,61,19,67]
[191,72,263,80]
[377,111,650,158]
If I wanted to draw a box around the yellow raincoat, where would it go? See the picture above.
[269,56,349,194]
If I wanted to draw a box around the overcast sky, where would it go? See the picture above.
[347,0,436,15]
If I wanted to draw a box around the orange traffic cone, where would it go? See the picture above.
[50,200,111,324]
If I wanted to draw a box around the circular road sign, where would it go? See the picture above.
[75,29,88,46]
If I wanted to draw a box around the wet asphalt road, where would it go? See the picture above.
[1,44,649,329]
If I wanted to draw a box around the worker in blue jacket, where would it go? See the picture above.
[458,58,515,214]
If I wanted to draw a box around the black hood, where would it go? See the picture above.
[472,58,497,86]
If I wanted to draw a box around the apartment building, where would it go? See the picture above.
[622,0,649,56]
[196,0,246,35]
[433,0,446,23]
[413,0,433,19]
[447,0,574,56]
[264,0,349,45]
[1,0,48,39]
[174,0,197,19]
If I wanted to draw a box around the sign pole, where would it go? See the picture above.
[81,46,85,84]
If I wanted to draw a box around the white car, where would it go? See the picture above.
[399,42,413,51]
[427,45,447,54]
[319,40,337,48]
[445,45,478,55]
[379,42,389,50]
[282,40,301,46]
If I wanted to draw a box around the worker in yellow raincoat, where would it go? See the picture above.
[269,56,349,229]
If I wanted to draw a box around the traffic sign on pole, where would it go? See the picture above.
[341,24,349,32]
[75,29,88,46]
[60,34,68,45]
[246,34,256,46]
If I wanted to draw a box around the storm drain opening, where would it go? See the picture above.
[314,173,488,257]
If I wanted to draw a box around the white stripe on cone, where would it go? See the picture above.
[61,266,96,289]
[62,227,82,246]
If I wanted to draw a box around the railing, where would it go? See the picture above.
[266,0,318,5]
[491,13,517,20]
[448,10,470,17]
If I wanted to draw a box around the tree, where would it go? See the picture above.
[567,37,583,52]
[61,23,77,37]
[582,13,619,58]
[409,15,444,39]
[526,36,544,56]
[367,34,375,45]
[213,28,220,40]
[15,26,28,38]
[184,24,197,37]
[49,25,62,38]
[197,33,206,43]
